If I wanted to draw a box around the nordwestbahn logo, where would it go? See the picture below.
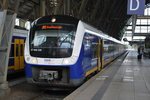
[127,0,145,15]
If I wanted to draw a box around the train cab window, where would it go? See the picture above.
[92,43,98,59]
[60,42,71,48]
[20,44,23,56]
[16,44,19,56]
[29,24,76,58]
[9,44,14,57]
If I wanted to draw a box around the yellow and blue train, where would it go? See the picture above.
[8,26,28,73]
[24,15,127,87]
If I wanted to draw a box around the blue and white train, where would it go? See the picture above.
[24,15,126,87]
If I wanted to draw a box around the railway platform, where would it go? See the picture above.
[64,50,150,100]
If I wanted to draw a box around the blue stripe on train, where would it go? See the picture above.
[12,36,26,42]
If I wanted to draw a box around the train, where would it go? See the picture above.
[24,15,127,88]
[8,26,28,74]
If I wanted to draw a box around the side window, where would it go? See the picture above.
[92,43,98,59]
[9,44,14,57]
[20,44,24,56]
[103,40,109,53]
[83,36,91,50]
[16,44,19,56]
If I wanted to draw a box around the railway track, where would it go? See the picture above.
[4,82,72,100]
[28,90,70,100]
[5,70,74,100]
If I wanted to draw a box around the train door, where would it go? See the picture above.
[19,39,24,69]
[14,39,24,70]
[97,40,101,71]
[14,39,19,70]
[101,40,104,68]
[98,39,104,69]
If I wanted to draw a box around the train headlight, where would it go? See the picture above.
[51,18,56,22]
[62,57,78,65]
[63,59,69,64]
[31,58,38,64]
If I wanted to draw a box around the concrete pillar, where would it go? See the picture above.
[0,11,6,44]
[0,10,16,98]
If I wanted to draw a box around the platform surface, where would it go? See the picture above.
[64,51,150,100]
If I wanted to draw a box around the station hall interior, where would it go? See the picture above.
[0,0,150,100]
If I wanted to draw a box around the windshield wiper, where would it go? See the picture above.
[58,32,73,46]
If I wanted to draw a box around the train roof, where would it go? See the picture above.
[31,15,124,45]
[33,15,79,27]
[13,28,28,37]
[14,25,28,30]
[81,21,124,45]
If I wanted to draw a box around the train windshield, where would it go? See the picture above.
[30,24,76,58]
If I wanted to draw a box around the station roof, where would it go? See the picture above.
[0,0,150,40]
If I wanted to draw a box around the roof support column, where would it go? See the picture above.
[132,15,137,40]
[91,0,102,20]
[64,0,70,15]
[78,0,89,19]
[0,10,16,98]
[1,0,9,10]
[54,0,63,15]
[66,0,70,15]
[40,0,46,16]
[14,0,21,13]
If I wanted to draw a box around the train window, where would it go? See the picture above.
[9,44,14,57]
[16,44,19,56]
[20,44,23,56]
[92,43,98,58]
[103,45,109,53]
[29,24,75,58]
[83,39,91,50]
[30,24,75,49]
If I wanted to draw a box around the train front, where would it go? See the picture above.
[24,15,85,87]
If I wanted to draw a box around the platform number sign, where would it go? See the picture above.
[127,0,145,15]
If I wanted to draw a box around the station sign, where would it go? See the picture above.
[127,0,145,15]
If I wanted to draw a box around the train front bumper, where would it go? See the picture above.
[25,63,85,87]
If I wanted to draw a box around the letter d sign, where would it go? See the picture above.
[127,0,145,15]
